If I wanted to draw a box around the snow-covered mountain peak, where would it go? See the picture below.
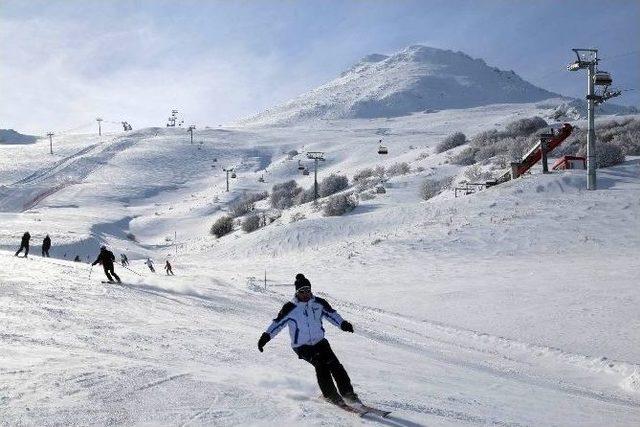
[239,45,560,126]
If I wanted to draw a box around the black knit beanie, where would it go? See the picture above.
[295,273,311,292]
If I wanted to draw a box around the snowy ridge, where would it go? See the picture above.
[239,45,560,126]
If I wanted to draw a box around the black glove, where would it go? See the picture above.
[340,321,354,333]
[257,332,271,352]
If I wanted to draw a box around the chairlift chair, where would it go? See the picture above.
[298,160,305,170]
[377,139,388,155]
[258,175,265,183]
[231,172,237,179]
[302,168,310,176]
[594,71,613,86]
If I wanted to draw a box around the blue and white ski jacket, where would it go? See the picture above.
[265,296,345,348]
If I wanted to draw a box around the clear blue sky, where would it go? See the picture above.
[1,0,638,134]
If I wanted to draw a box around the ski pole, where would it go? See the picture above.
[121,264,143,277]
[89,266,93,281]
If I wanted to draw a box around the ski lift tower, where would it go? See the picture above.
[306,151,325,201]
[222,167,235,192]
[567,48,621,190]
[96,117,103,136]
[187,125,196,144]
[47,132,54,155]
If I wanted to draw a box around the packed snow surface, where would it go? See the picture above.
[1,101,639,425]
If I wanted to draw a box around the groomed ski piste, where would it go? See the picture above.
[1,102,639,425]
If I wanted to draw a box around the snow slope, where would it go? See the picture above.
[1,101,639,425]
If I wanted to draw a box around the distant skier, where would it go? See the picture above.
[145,257,155,273]
[120,253,129,267]
[257,273,359,406]
[165,260,174,275]
[14,231,31,257]
[74,255,81,262]
[91,245,121,283]
[42,234,51,257]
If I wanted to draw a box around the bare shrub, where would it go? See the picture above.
[319,174,349,197]
[387,162,411,176]
[290,212,306,223]
[323,194,358,216]
[464,165,483,182]
[353,168,375,183]
[271,180,302,209]
[211,216,234,238]
[451,147,478,165]
[505,116,548,137]
[241,213,261,232]
[375,185,386,194]
[420,177,453,200]
[611,132,640,156]
[293,188,315,205]
[577,142,625,168]
[436,132,467,153]
[229,191,268,218]
[359,191,376,201]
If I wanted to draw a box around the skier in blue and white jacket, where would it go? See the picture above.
[257,273,359,406]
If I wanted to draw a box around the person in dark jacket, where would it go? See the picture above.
[258,273,359,406]
[14,231,31,257]
[91,245,121,283]
[165,260,174,275]
[42,235,51,257]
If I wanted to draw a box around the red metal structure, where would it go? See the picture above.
[552,155,586,171]
[515,123,573,177]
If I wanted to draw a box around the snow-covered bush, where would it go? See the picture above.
[420,177,453,200]
[353,167,375,183]
[287,149,299,159]
[290,212,306,223]
[319,174,349,197]
[359,191,376,201]
[374,165,386,179]
[293,188,315,205]
[387,162,411,176]
[323,194,358,216]
[271,180,302,209]
[229,192,267,218]
[451,147,478,165]
[241,213,261,233]
[211,216,234,238]
[436,132,467,153]
[577,142,625,168]
[611,132,640,156]
[504,116,548,137]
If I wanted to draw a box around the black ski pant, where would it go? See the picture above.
[42,248,50,257]
[103,264,121,282]
[294,339,354,400]
[15,244,29,257]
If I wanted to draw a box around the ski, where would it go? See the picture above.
[343,397,391,418]
[334,401,370,416]
[322,398,370,416]
[101,281,124,285]
[351,402,391,418]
